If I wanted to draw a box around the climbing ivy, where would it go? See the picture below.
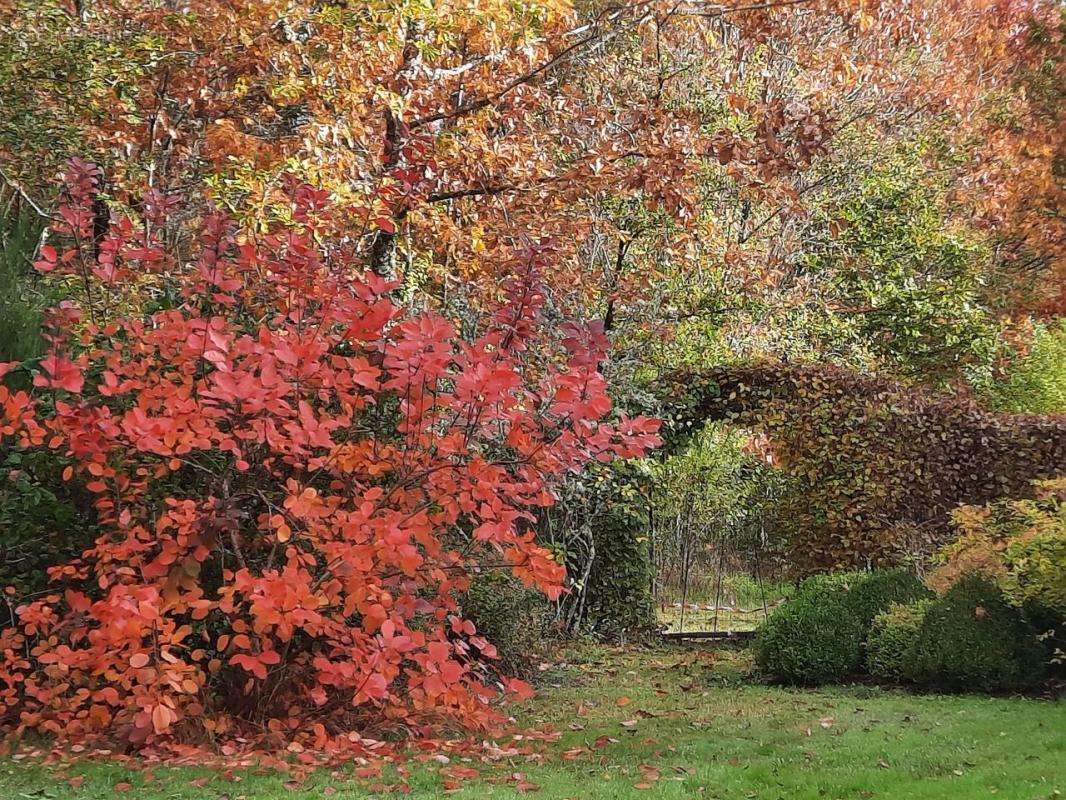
[583,503,657,639]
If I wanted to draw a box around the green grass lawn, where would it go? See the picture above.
[2,644,1062,799]
[656,577,793,634]
[657,603,773,633]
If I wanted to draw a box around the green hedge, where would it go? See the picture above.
[755,569,929,685]
[756,569,1049,692]
[903,574,1047,692]
[1004,530,1066,617]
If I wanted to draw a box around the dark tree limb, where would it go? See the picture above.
[370,19,424,277]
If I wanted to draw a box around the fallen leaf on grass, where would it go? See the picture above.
[443,766,480,780]
[616,696,632,707]
[114,782,133,792]
[638,764,661,781]
[621,719,639,728]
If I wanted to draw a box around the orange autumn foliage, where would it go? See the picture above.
[3,1,1060,313]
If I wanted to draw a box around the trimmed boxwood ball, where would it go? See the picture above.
[846,568,933,628]
[756,569,930,685]
[866,600,933,681]
[755,573,865,684]
[1021,600,1066,674]
[903,574,1046,692]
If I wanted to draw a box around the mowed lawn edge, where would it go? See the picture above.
[1,645,1062,799]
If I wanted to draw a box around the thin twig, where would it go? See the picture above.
[0,166,50,219]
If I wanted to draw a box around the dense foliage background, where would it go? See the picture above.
[0,0,1061,760]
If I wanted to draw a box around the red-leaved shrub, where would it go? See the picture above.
[0,160,659,755]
